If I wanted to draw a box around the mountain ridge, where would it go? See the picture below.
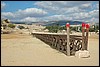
[11,20,90,26]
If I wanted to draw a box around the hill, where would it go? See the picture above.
[43,20,83,26]
[10,20,90,26]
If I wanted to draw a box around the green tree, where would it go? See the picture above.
[89,27,95,32]
[70,26,77,31]
[95,25,99,32]
[45,25,59,33]
[8,24,15,28]
[18,25,25,29]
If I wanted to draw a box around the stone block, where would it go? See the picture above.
[75,50,90,58]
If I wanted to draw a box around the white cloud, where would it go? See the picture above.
[67,10,99,22]
[43,15,72,21]
[16,8,48,18]
[70,12,90,19]
[90,17,99,23]
[34,1,99,22]
[88,10,99,22]
[34,1,94,15]
[1,8,48,22]
[1,2,6,9]
[96,4,99,10]
[34,1,92,8]
[20,17,41,22]
[79,3,92,10]
[1,1,99,23]
[1,12,15,19]
[89,10,99,18]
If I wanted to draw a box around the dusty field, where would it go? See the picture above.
[1,33,99,66]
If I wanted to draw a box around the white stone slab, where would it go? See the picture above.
[75,50,90,58]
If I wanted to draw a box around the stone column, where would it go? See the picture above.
[82,22,85,50]
[66,23,70,56]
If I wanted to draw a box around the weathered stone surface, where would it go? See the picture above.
[75,50,90,58]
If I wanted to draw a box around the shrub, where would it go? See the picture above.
[18,25,25,29]
[8,24,15,28]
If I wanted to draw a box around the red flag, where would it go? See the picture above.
[86,24,90,28]
[82,22,85,27]
[66,23,70,28]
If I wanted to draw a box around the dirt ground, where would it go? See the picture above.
[1,33,99,66]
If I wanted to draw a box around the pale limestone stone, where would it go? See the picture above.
[75,50,90,58]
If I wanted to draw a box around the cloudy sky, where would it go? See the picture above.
[1,1,99,23]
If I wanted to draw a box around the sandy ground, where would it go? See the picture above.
[1,33,99,66]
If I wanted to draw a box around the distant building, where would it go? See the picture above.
[70,24,81,27]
